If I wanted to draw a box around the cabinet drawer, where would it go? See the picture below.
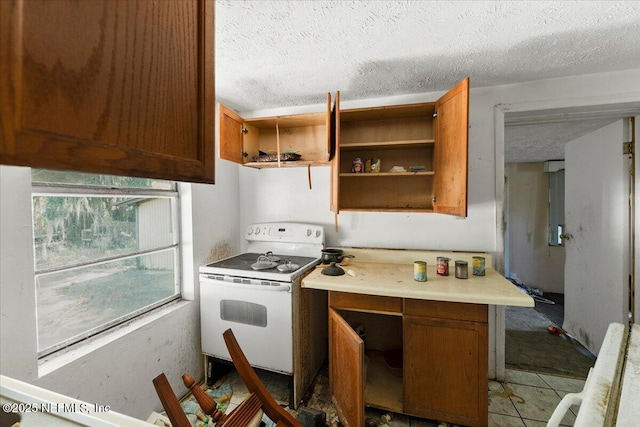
[404,299,487,323]
[329,292,402,314]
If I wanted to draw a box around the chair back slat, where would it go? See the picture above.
[152,373,192,427]
[223,328,301,427]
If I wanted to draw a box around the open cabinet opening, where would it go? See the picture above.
[337,309,404,413]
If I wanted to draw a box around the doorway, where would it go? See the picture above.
[504,161,595,378]
[499,105,639,378]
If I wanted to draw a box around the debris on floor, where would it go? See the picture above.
[509,276,556,304]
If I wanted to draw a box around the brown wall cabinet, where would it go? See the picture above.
[329,292,488,427]
[219,94,333,168]
[331,78,469,216]
[0,0,215,183]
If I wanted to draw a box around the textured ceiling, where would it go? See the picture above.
[216,0,640,162]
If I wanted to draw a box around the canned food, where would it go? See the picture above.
[414,261,427,282]
[455,260,468,279]
[436,257,450,276]
[352,158,363,173]
[472,256,486,276]
[370,158,381,173]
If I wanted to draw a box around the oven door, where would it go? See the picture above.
[200,274,293,374]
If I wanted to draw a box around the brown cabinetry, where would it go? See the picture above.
[329,292,488,427]
[219,94,333,168]
[331,78,469,216]
[0,0,215,183]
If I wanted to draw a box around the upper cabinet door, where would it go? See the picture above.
[326,92,333,162]
[330,92,341,213]
[0,0,215,183]
[329,307,364,427]
[219,104,245,164]
[433,78,469,217]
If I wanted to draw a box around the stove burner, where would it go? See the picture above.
[202,253,318,278]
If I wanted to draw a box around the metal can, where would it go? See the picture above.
[455,260,468,279]
[472,256,486,276]
[352,157,363,173]
[436,257,450,276]
[370,158,381,173]
[414,261,427,282]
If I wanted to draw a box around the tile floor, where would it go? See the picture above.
[212,367,585,427]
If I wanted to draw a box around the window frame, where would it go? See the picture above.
[31,179,182,358]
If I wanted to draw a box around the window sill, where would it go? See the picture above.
[37,299,192,377]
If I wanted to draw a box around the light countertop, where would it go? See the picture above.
[302,249,534,307]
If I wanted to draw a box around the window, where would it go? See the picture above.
[548,168,565,246]
[31,170,181,357]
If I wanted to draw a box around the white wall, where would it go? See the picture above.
[505,162,565,293]
[0,156,240,419]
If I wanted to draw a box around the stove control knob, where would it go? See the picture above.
[315,230,321,237]
[255,228,261,235]
[306,229,312,237]
[247,227,253,235]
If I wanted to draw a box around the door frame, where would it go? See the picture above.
[494,96,640,380]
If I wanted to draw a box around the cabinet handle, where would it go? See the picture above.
[241,126,249,134]
[432,196,437,204]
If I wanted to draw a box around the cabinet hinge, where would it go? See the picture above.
[623,141,633,155]
[241,126,249,135]
[432,111,438,119]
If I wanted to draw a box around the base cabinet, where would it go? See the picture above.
[329,293,488,427]
[329,308,365,427]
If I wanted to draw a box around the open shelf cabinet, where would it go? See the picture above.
[219,94,333,168]
[331,78,469,216]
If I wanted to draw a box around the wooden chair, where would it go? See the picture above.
[153,372,263,427]
[152,328,300,427]
[222,328,301,427]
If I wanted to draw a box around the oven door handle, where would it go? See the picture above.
[200,276,291,292]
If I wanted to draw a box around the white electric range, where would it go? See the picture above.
[199,222,325,406]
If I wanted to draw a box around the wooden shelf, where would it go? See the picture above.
[340,171,434,177]
[246,112,326,128]
[244,160,331,169]
[365,350,403,413]
[340,139,435,150]
[339,207,435,213]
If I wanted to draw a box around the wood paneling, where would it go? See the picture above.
[433,77,469,216]
[330,92,340,213]
[329,308,364,427]
[0,0,215,183]
[404,298,488,322]
[404,315,488,426]
[219,105,244,164]
[329,291,403,314]
[293,287,327,409]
